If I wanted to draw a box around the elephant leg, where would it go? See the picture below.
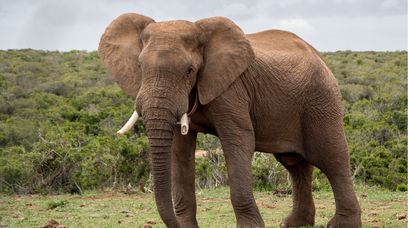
[313,156,361,228]
[171,131,199,228]
[303,117,361,228]
[223,138,264,228]
[274,153,315,227]
[213,117,264,227]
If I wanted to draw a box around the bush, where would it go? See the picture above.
[0,50,406,193]
[396,184,407,192]
[252,153,289,191]
[47,200,68,210]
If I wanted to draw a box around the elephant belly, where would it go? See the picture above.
[253,106,304,154]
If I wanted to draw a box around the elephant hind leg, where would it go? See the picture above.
[274,153,315,228]
[302,115,361,227]
[307,148,361,228]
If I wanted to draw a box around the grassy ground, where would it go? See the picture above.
[0,185,406,227]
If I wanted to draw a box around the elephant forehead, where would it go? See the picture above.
[148,20,197,32]
[144,21,201,42]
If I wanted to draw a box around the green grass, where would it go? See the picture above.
[0,185,406,227]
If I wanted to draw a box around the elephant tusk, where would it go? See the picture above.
[117,111,139,135]
[180,113,189,135]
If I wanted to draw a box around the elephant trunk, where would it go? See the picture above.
[143,105,179,228]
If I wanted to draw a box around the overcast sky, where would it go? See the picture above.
[0,0,406,51]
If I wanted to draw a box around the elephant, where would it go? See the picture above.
[98,13,362,228]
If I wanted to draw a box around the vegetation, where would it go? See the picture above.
[0,186,406,227]
[0,50,406,194]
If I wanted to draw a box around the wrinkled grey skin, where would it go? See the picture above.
[98,13,361,228]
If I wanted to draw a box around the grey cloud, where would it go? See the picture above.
[254,0,407,18]
[18,0,80,49]
[0,0,406,51]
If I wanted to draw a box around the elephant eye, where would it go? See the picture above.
[186,66,194,77]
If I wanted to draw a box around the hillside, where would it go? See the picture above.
[0,50,406,193]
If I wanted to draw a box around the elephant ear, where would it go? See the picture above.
[195,17,255,105]
[98,13,155,98]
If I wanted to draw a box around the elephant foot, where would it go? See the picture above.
[176,217,198,228]
[236,216,265,228]
[237,223,265,228]
[280,211,315,228]
[326,212,361,228]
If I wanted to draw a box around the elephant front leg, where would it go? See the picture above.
[171,131,199,228]
[215,119,264,227]
[222,134,264,228]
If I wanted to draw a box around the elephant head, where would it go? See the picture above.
[98,13,254,226]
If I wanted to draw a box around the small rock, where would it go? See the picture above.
[79,204,85,207]
[25,203,33,206]
[146,220,157,225]
[396,213,406,220]
[42,219,60,228]
[142,224,153,228]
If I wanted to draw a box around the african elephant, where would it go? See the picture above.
[98,13,361,228]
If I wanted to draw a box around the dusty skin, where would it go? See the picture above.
[98,13,361,227]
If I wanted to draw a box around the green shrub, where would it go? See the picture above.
[251,153,289,191]
[396,184,407,192]
[0,50,406,193]
[47,200,68,210]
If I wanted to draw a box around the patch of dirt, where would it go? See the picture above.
[273,189,291,197]
[363,218,379,223]
[315,204,327,209]
[257,200,275,209]
[141,220,158,228]
[368,210,379,216]
[121,209,135,217]
[200,197,230,203]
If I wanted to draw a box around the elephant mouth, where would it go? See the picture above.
[116,110,190,135]
[116,110,191,136]
[116,91,199,136]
